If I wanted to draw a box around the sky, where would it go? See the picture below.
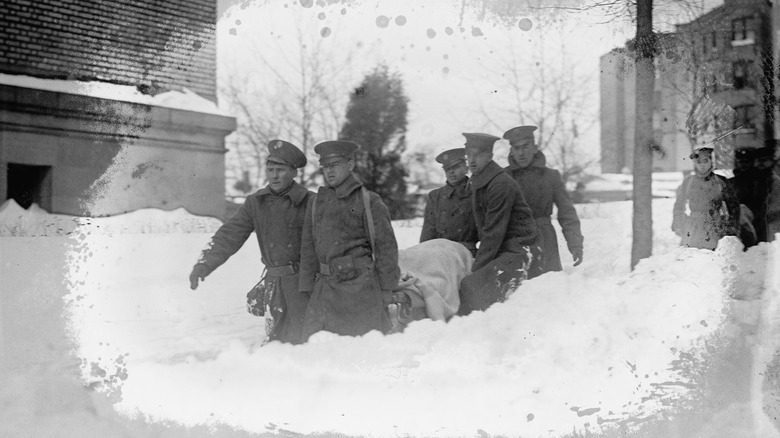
[2,193,779,437]
[212,0,727,180]
[214,0,638,174]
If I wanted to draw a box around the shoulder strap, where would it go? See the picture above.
[254,197,270,277]
[362,187,376,261]
[311,193,316,228]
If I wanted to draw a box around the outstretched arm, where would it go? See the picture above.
[420,193,437,243]
[552,171,583,265]
[298,195,318,294]
[368,193,401,291]
[190,202,254,289]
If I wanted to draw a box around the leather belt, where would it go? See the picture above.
[266,263,298,277]
[534,216,552,225]
[319,256,374,276]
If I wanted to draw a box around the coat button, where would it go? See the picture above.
[270,243,275,248]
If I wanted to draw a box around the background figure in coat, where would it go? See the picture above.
[503,125,584,273]
[732,146,780,244]
[420,148,479,256]
[458,133,539,315]
[298,140,400,340]
[189,140,313,344]
[672,143,740,250]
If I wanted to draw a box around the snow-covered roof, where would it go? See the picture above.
[0,73,232,116]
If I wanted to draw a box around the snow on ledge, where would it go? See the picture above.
[0,199,224,236]
[0,73,232,117]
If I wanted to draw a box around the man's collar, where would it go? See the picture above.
[330,173,363,199]
[443,177,469,197]
[507,151,546,170]
[469,161,504,190]
[257,181,309,205]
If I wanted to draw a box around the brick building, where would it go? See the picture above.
[600,35,692,174]
[0,0,235,218]
[600,0,774,174]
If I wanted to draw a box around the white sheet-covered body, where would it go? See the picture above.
[395,238,474,320]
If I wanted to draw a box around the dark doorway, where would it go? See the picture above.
[6,163,52,211]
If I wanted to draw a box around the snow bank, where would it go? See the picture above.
[582,172,685,199]
[2,199,776,437]
[100,239,730,437]
[0,199,223,236]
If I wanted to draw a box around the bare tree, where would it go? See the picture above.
[219,19,373,192]
[475,31,598,185]
[631,0,656,268]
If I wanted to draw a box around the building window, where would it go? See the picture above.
[6,163,53,211]
[702,34,708,55]
[731,17,755,45]
[704,73,719,94]
[732,17,747,40]
[732,60,751,89]
[711,32,717,49]
[734,104,757,130]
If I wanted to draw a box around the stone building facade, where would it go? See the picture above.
[0,0,235,218]
[600,0,774,173]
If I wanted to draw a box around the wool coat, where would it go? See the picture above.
[197,182,313,344]
[506,152,583,272]
[419,177,478,254]
[733,168,780,244]
[459,161,540,314]
[298,174,400,340]
[672,172,740,250]
[469,161,538,271]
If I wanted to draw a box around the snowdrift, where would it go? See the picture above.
[1,199,778,437]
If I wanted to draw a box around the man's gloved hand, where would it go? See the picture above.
[572,249,583,267]
[301,290,312,299]
[189,264,209,290]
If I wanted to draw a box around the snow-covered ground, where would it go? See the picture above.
[1,197,778,437]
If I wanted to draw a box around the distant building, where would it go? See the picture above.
[600,0,774,173]
[0,0,236,218]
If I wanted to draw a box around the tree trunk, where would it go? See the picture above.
[631,0,655,269]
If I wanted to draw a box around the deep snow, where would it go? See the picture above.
[0,198,778,437]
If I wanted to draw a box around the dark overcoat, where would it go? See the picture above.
[733,168,780,244]
[506,152,583,272]
[672,172,740,250]
[470,161,538,271]
[420,177,478,253]
[298,174,400,340]
[197,182,313,344]
[459,161,539,314]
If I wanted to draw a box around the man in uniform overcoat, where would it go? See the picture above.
[458,133,539,315]
[420,148,479,256]
[298,140,400,340]
[503,125,583,273]
[189,140,313,344]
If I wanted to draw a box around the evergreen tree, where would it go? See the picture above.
[339,65,411,219]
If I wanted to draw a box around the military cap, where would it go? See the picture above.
[435,148,466,169]
[689,146,714,160]
[462,132,501,153]
[266,139,307,169]
[502,125,537,143]
[314,140,360,164]
[689,133,715,159]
